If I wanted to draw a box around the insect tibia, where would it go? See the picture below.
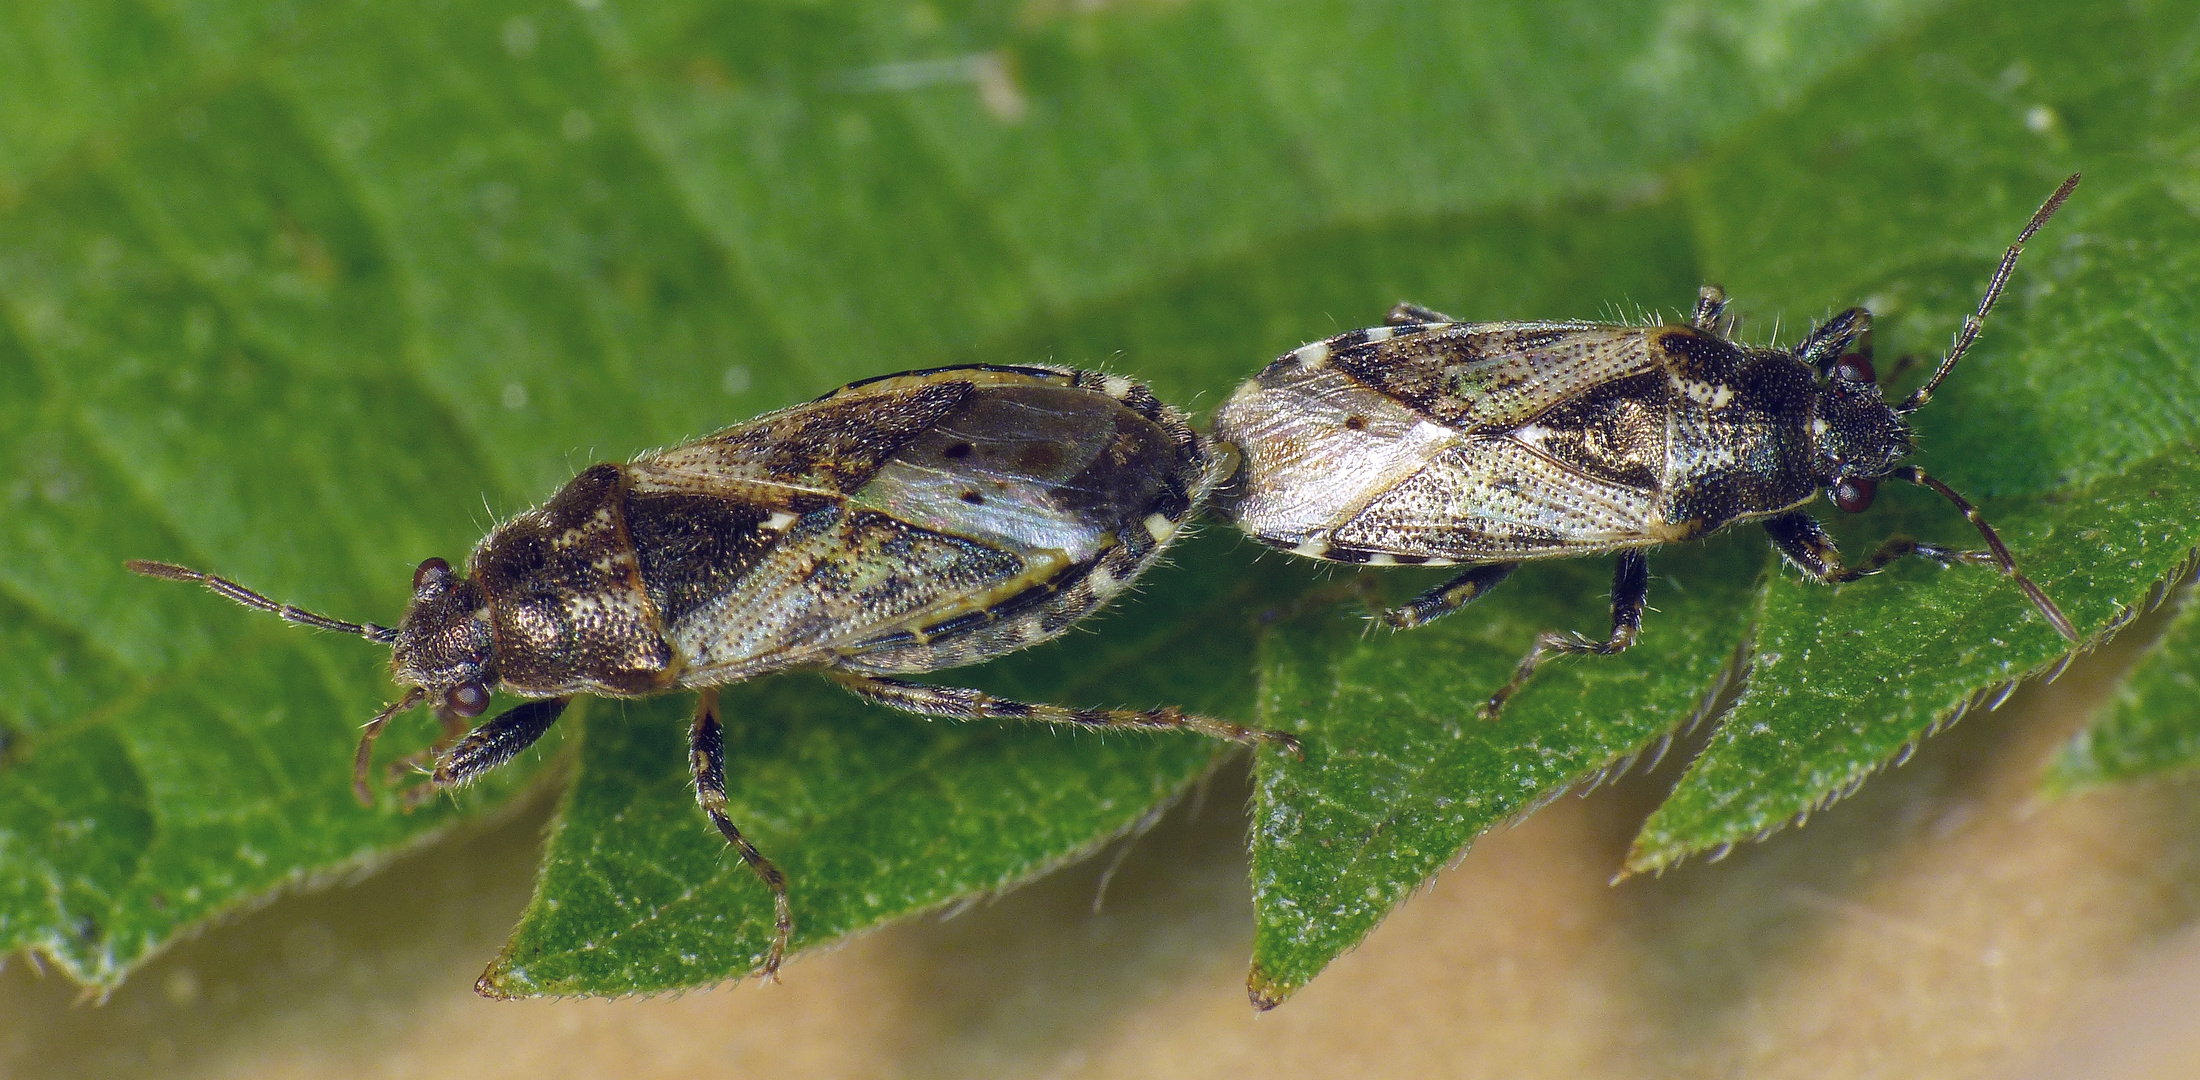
[827,670,1302,756]
[1382,563,1519,630]
[126,559,397,643]
[1386,301,1459,326]
[1691,285,1730,331]
[1892,466,2080,642]
[352,686,428,806]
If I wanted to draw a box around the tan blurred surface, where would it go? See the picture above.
[5,619,2200,1080]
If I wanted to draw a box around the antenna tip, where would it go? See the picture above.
[125,559,199,581]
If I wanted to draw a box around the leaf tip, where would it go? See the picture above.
[1246,963,1294,1011]
[1621,836,1680,879]
[475,955,532,1000]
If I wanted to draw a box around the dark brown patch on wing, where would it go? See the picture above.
[626,491,781,630]
[1326,324,1657,432]
[634,380,977,500]
[1520,371,1669,490]
[1055,401,1186,526]
[721,380,973,492]
[1327,327,1491,421]
[863,382,1190,554]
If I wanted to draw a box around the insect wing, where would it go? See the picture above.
[645,368,1199,681]
[1327,438,1661,561]
[851,378,1173,568]
[668,508,1026,679]
[1220,323,1665,561]
[627,375,981,502]
[1322,321,1657,433]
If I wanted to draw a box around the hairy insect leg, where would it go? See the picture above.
[1795,307,1871,373]
[690,688,791,982]
[825,671,1303,758]
[383,709,472,789]
[1892,466,2078,640]
[1262,572,1384,636]
[1480,550,1651,721]
[397,697,571,810]
[1763,510,1985,584]
[1382,563,1520,630]
[1386,301,1459,326]
[352,687,425,806]
[1691,285,1730,331]
[1769,480,2079,642]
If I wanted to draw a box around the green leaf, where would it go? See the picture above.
[1242,0,2200,1002]
[2046,579,2200,792]
[0,79,556,985]
[4,0,2194,1008]
[1626,1,2200,873]
[1246,540,1763,1006]
[1630,451,2200,870]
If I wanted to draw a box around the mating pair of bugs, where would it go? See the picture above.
[134,175,2083,978]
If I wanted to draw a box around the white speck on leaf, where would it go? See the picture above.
[502,16,538,57]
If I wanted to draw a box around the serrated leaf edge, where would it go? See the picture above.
[1246,620,1758,1010]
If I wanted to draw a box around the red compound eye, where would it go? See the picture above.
[413,556,451,591]
[444,681,490,718]
[1832,477,1878,513]
[1833,354,1877,385]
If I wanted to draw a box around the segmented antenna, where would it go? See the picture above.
[126,560,399,644]
[1898,173,2081,413]
[1891,467,2079,642]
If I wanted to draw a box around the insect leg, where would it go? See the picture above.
[1794,307,1871,374]
[1691,285,1730,331]
[1764,510,1989,584]
[1382,563,1520,630]
[824,671,1303,758]
[1764,504,2076,641]
[690,688,791,982]
[398,697,571,811]
[351,687,425,806]
[1480,550,1650,720]
[383,709,473,790]
[1386,302,1459,326]
[1892,469,2079,641]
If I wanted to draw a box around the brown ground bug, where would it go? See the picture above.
[1214,175,2083,717]
[132,364,1298,978]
